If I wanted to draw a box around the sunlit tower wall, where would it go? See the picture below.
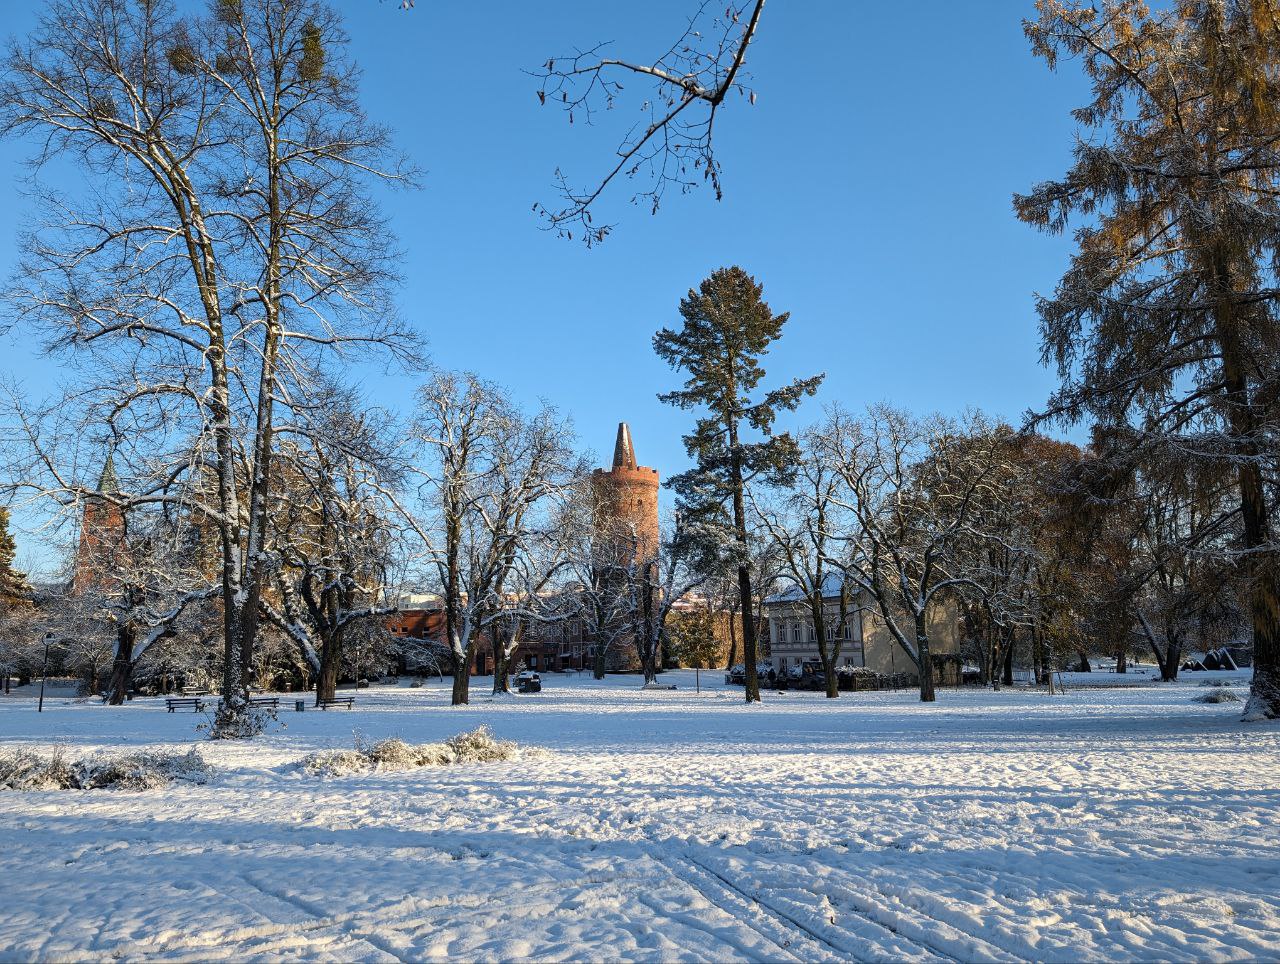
[591,422,659,568]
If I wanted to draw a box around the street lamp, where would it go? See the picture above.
[37,632,56,713]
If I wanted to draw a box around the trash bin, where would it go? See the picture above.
[295,700,306,712]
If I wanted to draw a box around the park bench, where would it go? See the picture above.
[318,696,355,710]
[247,697,280,709]
[166,697,205,713]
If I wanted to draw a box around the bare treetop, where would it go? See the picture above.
[533,0,767,245]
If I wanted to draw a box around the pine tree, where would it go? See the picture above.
[0,508,29,605]
[1018,1,1280,719]
[654,266,823,703]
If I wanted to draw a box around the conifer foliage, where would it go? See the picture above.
[1018,0,1280,719]
[0,508,28,605]
[655,266,823,702]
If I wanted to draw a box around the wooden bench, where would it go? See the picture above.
[318,696,355,710]
[166,697,206,713]
[248,697,280,709]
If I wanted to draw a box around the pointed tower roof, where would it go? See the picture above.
[612,422,637,470]
[97,451,119,494]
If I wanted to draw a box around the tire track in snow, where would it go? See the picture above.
[139,869,657,961]
[657,857,826,961]
[756,860,1021,963]
[680,853,895,962]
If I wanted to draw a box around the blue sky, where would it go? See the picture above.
[0,1,1089,570]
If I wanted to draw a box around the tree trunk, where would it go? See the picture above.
[916,612,936,702]
[1001,637,1014,687]
[727,423,760,704]
[1205,257,1280,718]
[451,646,471,705]
[736,562,759,702]
[315,629,342,705]
[726,612,738,670]
[107,623,134,705]
[811,598,838,699]
[1116,647,1127,674]
[493,645,511,695]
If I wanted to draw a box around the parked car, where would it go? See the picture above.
[513,671,542,694]
[724,663,772,686]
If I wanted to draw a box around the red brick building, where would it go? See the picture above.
[386,604,595,675]
[73,454,127,595]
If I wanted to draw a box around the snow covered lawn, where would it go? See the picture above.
[0,671,1277,962]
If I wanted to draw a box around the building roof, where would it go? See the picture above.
[97,452,119,494]
[764,571,848,605]
[612,422,637,470]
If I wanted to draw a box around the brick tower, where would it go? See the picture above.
[73,453,127,594]
[591,422,660,567]
[590,423,660,671]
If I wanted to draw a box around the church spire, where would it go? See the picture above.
[97,451,119,494]
[612,422,637,470]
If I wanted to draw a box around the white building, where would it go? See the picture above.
[763,574,961,683]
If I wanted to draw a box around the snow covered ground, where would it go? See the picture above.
[0,670,1277,962]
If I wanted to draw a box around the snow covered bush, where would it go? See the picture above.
[0,748,75,790]
[299,749,370,778]
[0,747,212,790]
[444,725,519,763]
[74,748,213,790]
[299,726,527,777]
[1194,689,1241,704]
[205,705,278,740]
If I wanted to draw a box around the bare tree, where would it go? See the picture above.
[558,479,633,679]
[262,390,401,704]
[752,429,854,698]
[403,371,578,705]
[606,512,718,686]
[0,0,415,732]
[533,1,767,243]
[817,406,1005,702]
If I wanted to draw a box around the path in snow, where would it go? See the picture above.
[0,670,1277,962]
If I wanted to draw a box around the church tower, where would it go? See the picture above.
[73,453,127,594]
[591,422,660,566]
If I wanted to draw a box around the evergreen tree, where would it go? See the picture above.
[0,508,29,604]
[654,266,823,702]
[1018,0,1280,719]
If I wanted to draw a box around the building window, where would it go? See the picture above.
[791,622,801,643]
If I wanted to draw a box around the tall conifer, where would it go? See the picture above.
[655,266,822,702]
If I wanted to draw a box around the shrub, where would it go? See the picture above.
[1194,689,1241,703]
[0,747,212,791]
[0,748,75,790]
[204,705,278,740]
[299,726,528,777]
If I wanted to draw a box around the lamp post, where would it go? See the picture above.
[37,632,55,713]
